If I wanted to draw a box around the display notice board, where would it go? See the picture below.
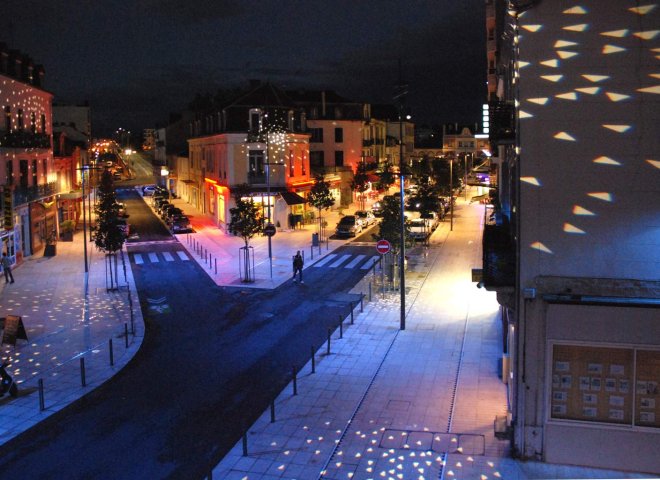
[551,344,660,428]
[1,315,28,346]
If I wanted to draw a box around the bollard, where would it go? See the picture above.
[270,400,276,423]
[109,338,114,366]
[360,293,364,312]
[310,245,314,260]
[339,315,343,339]
[38,378,45,411]
[80,357,86,387]
[215,258,217,274]
[242,431,248,456]
[209,253,212,269]
[124,323,129,348]
[327,328,331,355]
[369,280,372,301]
[350,303,354,325]
[292,366,298,396]
[311,345,316,374]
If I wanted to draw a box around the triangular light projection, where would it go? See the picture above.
[556,92,578,100]
[602,125,631,133]
[588,192,613,202]
[541,59,560,67]
[606,92,631,101]
[564,223,586,234]
[554,131,576,141]
[603,44,626,54]
[517,61,531,69]
[650,73,660,79]
[573,205,596,216]
[563,6,587,14]
[521,176,541,186]
[530,242,553,254]
[557,50,579,59]
[601,29,629,38]
[527,97,549,105]
[582,74,609,82]
[629,5,656,15]
[522,24,542,32]
[554,40,578,48]
[634,30,659,40]
[593,156,622,165]
[575,87,600,94]
[519,110,533,118]
[638,85,660,94]
[647,159,660,169]
[563,24,588,32]
[541,74,563,82]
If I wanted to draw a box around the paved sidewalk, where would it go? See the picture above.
[0,227,144,446]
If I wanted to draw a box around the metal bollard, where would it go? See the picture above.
[360,294,364,312]
[124,323,129,348]
[350,303,354,324]
[209,253,212,269]
[109,338,114,366]
[270,400,276,423]
[292,366,298,396]
[339,315,343,339]
[311,345,316,374]
[80,358,86,387]
[369,281,372,301]
[327,328,331,355]
[242,431,248,456]
[215,258,217,274]
[310,245,314,260]
[38,378,45,411]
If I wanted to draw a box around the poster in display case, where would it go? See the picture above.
[635,350,660,428]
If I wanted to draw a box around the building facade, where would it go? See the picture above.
[483,1,660,473]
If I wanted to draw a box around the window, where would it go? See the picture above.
[309,128,323,143]
[249,108,262,133]
[32,159,38,185]
[31,112,36,134]
[4,106,10,131]
[335,150,344,167]
[249,150,265,175]
[288,110,294,131]
[334,128,343,143]
[17,109,24,130]
[289,150,295,177]
[5,160,13,185]
[310,151,324,168]
[19,160,28,188]
[302,153,306,175]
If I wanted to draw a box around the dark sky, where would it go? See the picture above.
[2,0,486,137]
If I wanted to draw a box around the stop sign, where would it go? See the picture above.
[263,223,276,237]
[376,239,391,254]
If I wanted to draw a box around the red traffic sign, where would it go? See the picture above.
[376,239,391,254]
[263,223,276,237]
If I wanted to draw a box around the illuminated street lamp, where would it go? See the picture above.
[161,166,170,200]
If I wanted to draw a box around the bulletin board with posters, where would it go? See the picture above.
[550,344,660,428]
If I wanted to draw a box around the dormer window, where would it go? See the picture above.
[249,108,263,133]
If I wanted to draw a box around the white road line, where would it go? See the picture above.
[148,253,159,263]
[177,251,190,261]
[345,254,366,269]
[162,252,174,262]
[360,256,379,269]
[313,253,337,267]
[133,254,144,265]
[329,254,352,268]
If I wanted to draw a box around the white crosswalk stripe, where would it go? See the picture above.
[345,254,366,269]
[148,253,159,263]
[177,251,190,261]
[162,252,174,262]
[313,253,337,267]
[361,255,379,270]
[329,254,352,268]
[133,253,144,265]
[131,250,190,264]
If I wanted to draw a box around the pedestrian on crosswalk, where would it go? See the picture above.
[292,251,304,283]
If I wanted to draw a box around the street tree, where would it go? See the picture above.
[373,194,411,251]
[94,168,125,289]
[307,174,335,244]
[228,184,263,282]
[376,162,396,192]
[350,162,370,211]
[408,177,441,217]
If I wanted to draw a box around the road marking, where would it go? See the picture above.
[361,256,379,270]
[345,254,366,269]
[329,254,352,268]
[148,253,159,263]
[133,254,144,265]
[162,252,174,262]
[177,251,190,261]
[313,253,337,267]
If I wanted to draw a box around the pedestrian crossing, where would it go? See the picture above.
[132,250,191,265]
[312,253,379,270]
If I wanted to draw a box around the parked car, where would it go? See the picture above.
[371,201,384,217]
[155,200,170,214]
[420,211,439,230]
[116,218,130,237]
[142,185,156,196]
[164,207,183,221]
[170,215,191,233]
[409,218,430,241]
[355,210,377,227]
[335,215,362,238]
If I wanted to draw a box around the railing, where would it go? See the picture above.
[0,130,51,149]
[12,182,58,205]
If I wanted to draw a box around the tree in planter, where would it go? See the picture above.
[350,161,370,211]
[95,169,125,290]
[376,162,396,193]
[228,185,263,282]
[372,194,411,284]
[307,174,335,247]
[59,220,76,241]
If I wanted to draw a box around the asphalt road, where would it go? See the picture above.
[0,197,371,479]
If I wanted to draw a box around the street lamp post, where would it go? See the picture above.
[449,157,454,231]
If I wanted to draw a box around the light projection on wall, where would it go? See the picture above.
[519,3,659,257]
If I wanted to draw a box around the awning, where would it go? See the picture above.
[58,191,83,200]
[181,179,196,185]
[280,191,307,205]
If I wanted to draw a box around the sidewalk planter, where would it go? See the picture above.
[59,220,75,242]
[44,244,56,256]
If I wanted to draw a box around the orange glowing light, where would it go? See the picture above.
[204,177,217,184]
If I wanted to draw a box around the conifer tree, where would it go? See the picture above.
[94,169,125,253]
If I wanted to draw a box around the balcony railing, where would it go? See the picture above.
[482,223,515,288]
[12,182,58,206]
[247,172,267,184]
[489,101,516,146]
[0,130,51,149]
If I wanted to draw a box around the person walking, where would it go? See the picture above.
[1,253,14,284]
[292,250,304,284]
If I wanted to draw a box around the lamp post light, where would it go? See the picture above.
[449,157,454,231]
[160,166,170,201]
[79,163,102,276]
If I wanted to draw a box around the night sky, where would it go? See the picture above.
[2,0,486,137]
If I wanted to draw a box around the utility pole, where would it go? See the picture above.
[394,62,408,331]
